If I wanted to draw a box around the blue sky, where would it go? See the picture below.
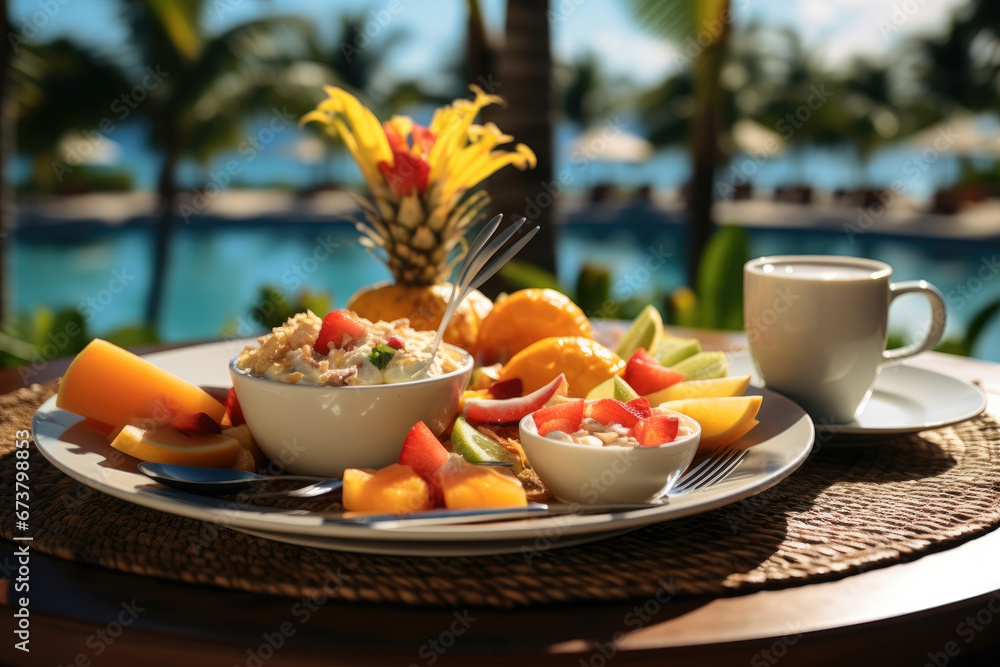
[9,0,969,86]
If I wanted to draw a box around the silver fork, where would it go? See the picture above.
[668,446,748,496]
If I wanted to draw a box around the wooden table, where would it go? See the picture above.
[3,333,1000,666]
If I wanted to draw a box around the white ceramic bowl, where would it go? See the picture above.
[229,344,473,477]
[518,407,701,504]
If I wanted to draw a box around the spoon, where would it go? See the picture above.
[137,460,512,497]
[138,462,335,496]
[426,214,540,362]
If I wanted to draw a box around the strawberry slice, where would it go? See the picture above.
[464,374,567,425]
[532,399,585,436]
[170,412,223,435]
[634,414,680,446]
[223,387,245,426]
[488,378,522,400]
[585,398,649,428]
[315,310,367,354]
[398,421,451,494]
[626,397,652,418]
[623,348,685,396]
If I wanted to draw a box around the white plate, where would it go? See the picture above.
[32,340,815,557]
[730,354,987,435]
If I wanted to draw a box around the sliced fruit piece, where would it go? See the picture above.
[634,414,680,446]
[464,373,567,425]
[436,455,527,509]
[223,424,266,470]
[475,288,593,365]
[498,337,625,398]
[398,421,451,492]
[659,396,763,451]
[532,399,585,436]
[585,375,640,401]
[625,397,653,418]
[170,412,223,435]
[223,387,245,427]
[623,348,685,396]
[342,464,435,514]
[315,310,367,353]
[468,364,502,391]
[615,304,664,361]
[670,351,728,381]
[110,425,242,468]
[652,337,701,367]
[488,378,522,400]
[585,398,649,429]
[231,448,256,472]
[56,338,226,429]
[646,376,751,403]
[450,416,519,465]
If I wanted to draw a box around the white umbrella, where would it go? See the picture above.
[909,113,1000,156]
[58,131,122,165]
[572,126,654,163]
[731,119,786,158]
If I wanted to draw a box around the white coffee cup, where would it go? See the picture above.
[744,255,946,423]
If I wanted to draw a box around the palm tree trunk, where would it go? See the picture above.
[0,0,12,325]
[687,1,731,288]
[480,0,556,293]
[145,141,181,330]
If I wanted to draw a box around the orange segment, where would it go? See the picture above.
[498,336,625,398]
[475,288,592,364]
[342,464,435,514]
[110,425,243,468]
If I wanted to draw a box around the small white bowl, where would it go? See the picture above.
[518,407,701,504]
[229,344,473,477]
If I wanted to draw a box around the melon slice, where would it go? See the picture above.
[57,339,225,428]
[342,464,435,514]
[110,425,242,468]
[436,455,527,509]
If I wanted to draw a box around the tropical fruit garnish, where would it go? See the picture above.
[670,351,729,381]
[645,376,751,403]
[56,338,226,429]
[498,337,625,398]
[463,373,567,424]
[653,336,702,367]
[436,456,527,509]
[342,464,435,514]
[110,425,243,468]
[622,348,685,395]
[585,375,641,401]
[615,304,663,361]
[302,86,536,350]
[475,288,593,364]
[658,396,763,451]
[449,416,519,466]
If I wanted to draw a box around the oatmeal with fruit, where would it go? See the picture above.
[235,310,464,386]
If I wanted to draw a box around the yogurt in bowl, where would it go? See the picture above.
[519,403,701,504]
[230,310,473,477]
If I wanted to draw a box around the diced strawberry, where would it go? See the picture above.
[626,397,652,418]
[532,399,585,436]
[398,421,451,494]
[585,398,648,428]
[488,378,522,400]
[464,374,567,425]
[634,414,680,446]
[170,412,223,435]
[315,310,367,354]
[623,348,685,396]
[224,387,245,426]
[387,336,404,350]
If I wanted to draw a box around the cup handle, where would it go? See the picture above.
[882,280,947,364]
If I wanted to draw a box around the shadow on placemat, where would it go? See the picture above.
[2,383,999,608]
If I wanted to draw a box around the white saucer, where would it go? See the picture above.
[730,354,987,436]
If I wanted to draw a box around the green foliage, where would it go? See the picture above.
[888,298,999,358]
[574,264,612,316]
[250,286,332,331]
[693,225,748,330]
[498,260,562,292]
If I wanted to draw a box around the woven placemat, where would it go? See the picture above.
[2,382,999,608]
